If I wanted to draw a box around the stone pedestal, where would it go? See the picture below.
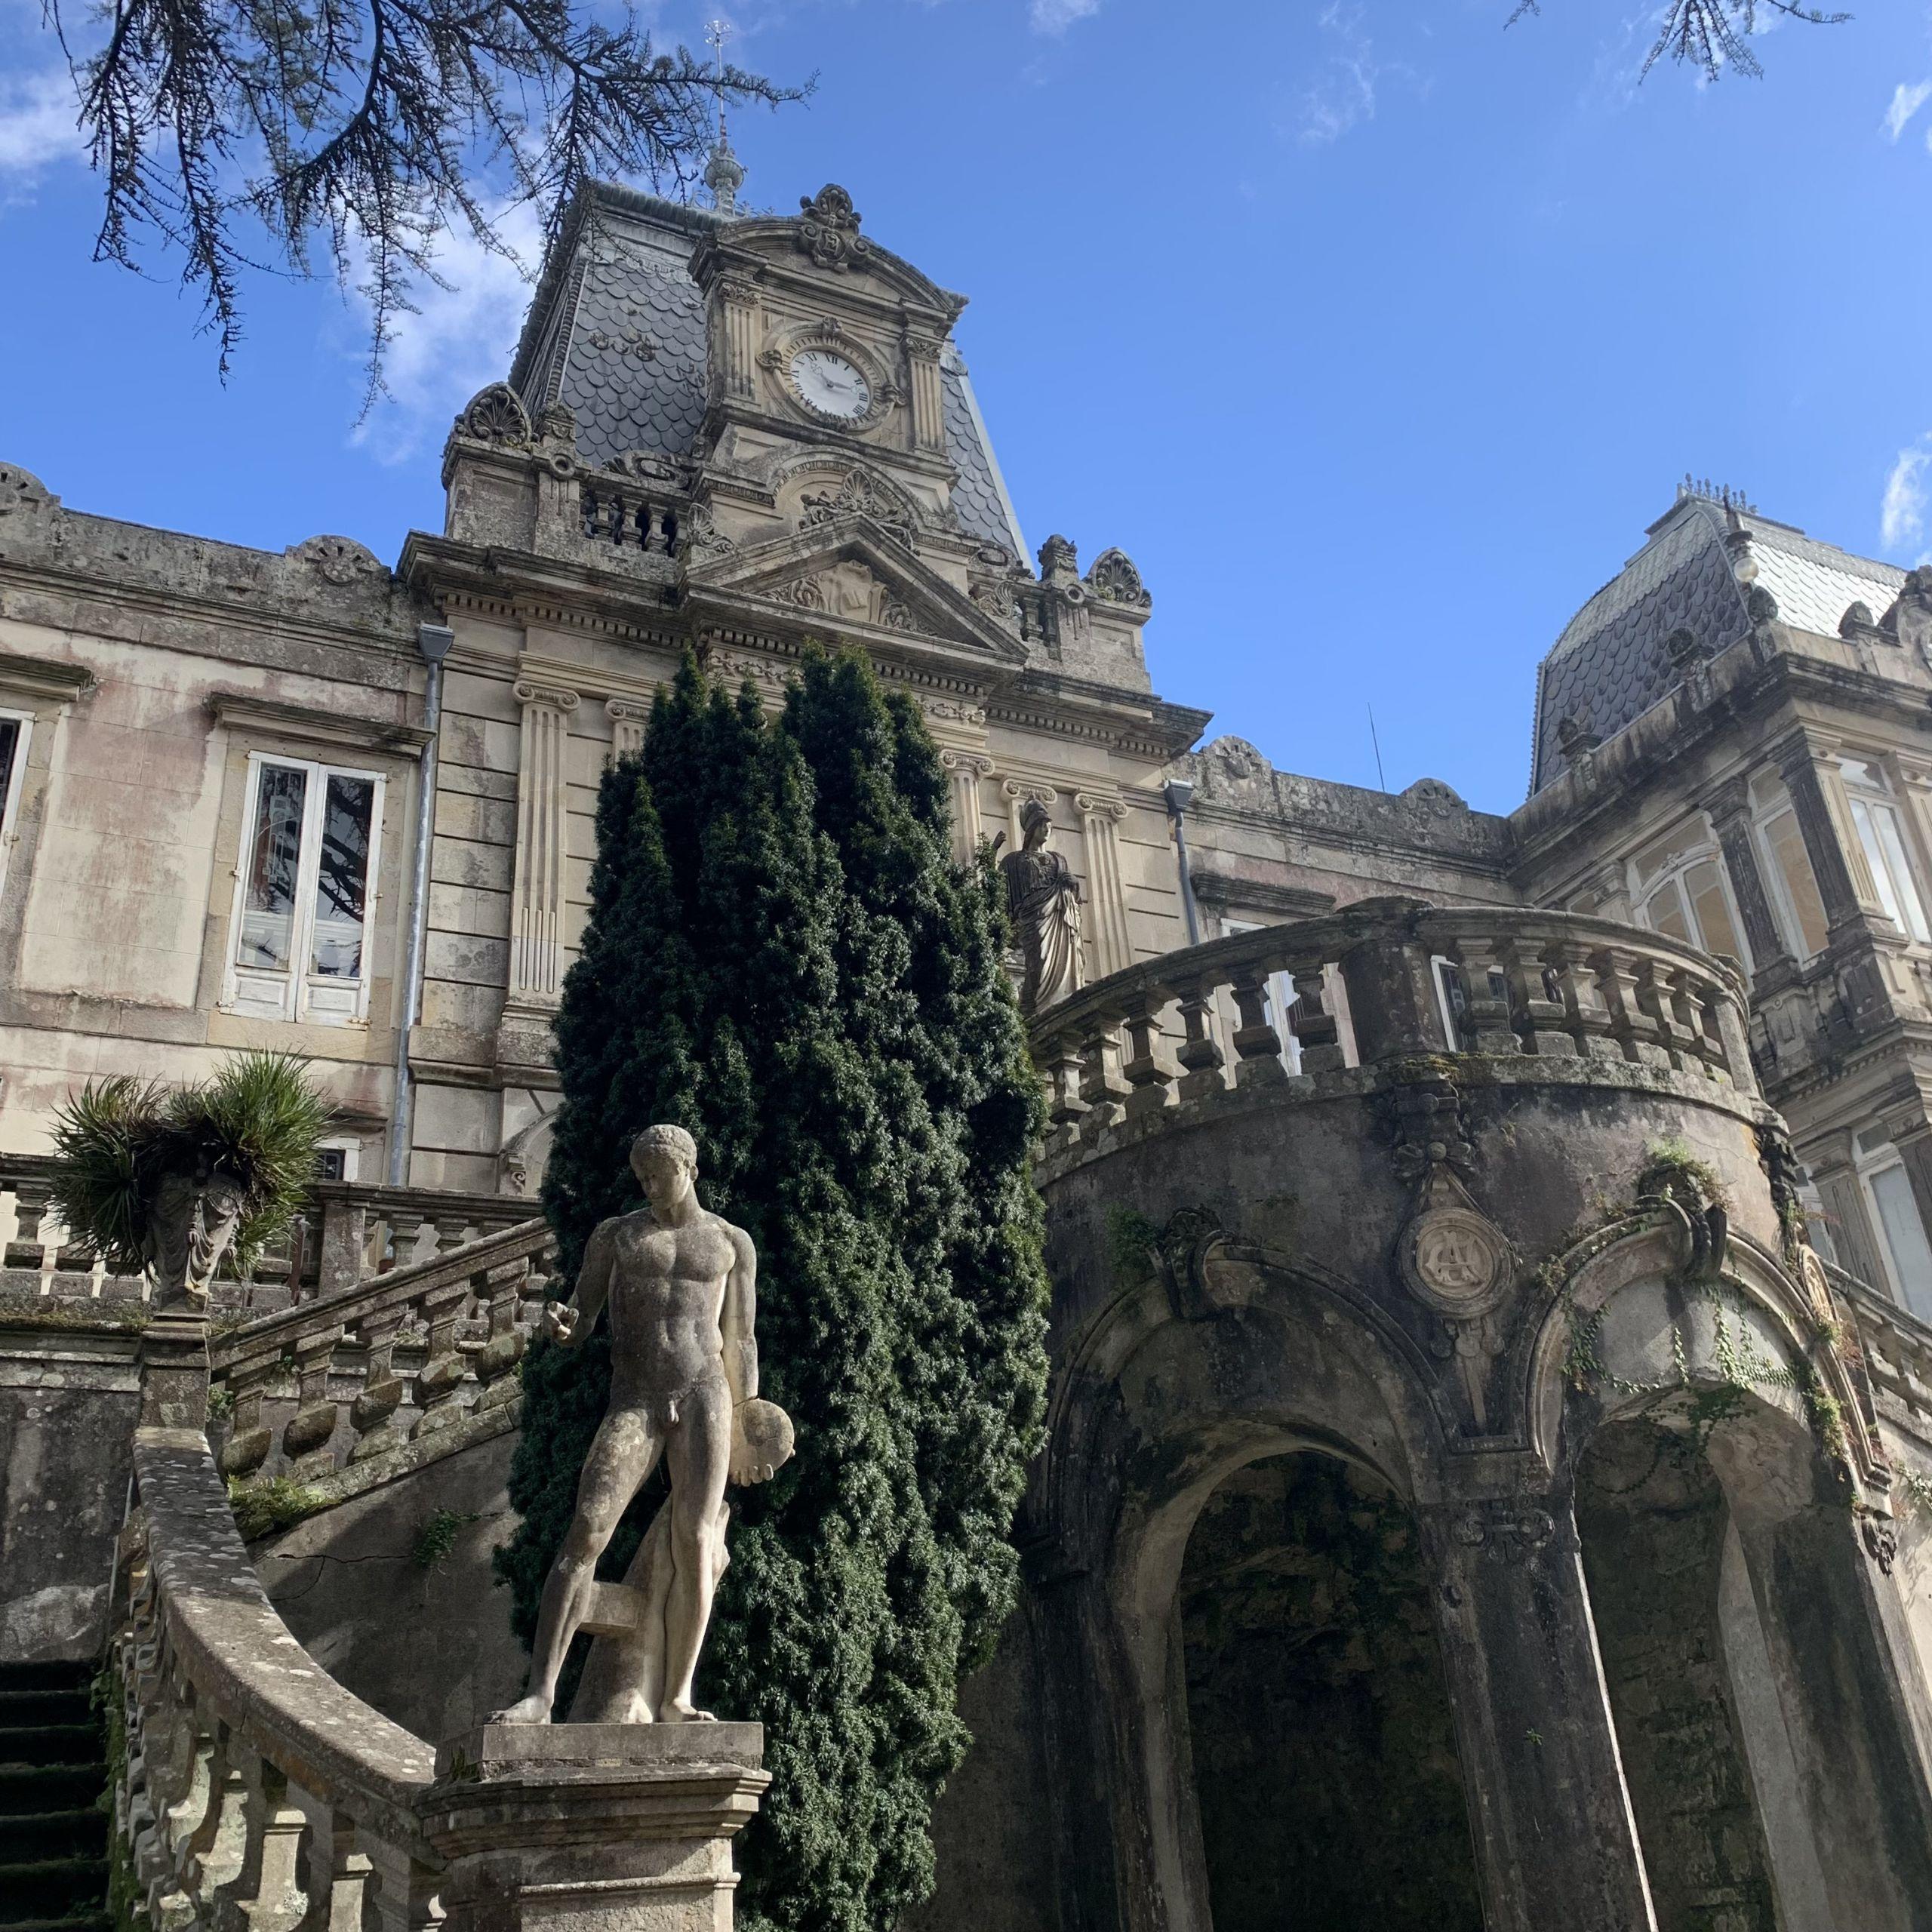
[421,1724,768,1932]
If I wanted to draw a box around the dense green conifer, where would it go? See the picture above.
[499,648,1050,1932]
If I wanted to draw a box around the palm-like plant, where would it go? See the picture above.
[49,1053,332,1299]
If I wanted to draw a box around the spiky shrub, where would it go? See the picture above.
[48,1052,332,1278]
[500,648,1051,1932]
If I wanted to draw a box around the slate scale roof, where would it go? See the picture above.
[506,183,1023,554]
[1531,491,1908,795]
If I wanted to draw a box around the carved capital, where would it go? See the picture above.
[605,699,651,723]
[1074,791,1129,822]
[514,681,581,713]
[940,749,995,777]
[1703,774,1755,827]
[1001,777,1057,806]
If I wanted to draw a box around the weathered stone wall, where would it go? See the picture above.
[0,1319,139,1660]
[255,1426,526,1746]
[1577,1420,1777,1932]
[1180,1452,1480,1932]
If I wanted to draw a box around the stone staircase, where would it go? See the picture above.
[0,1661,109,1932]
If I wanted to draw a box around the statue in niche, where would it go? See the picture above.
[493,1124,792,1725]
[1000,797,1084,1014]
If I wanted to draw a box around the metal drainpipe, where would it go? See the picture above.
[1163,777,1203,947]
[388,622,456,1186]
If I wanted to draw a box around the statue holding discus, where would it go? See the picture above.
[493,1124,793,1725]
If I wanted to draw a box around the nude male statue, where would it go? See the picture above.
[493,1124,788,1725]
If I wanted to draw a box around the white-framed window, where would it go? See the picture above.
[1838,756,1930,943]
[0,708,30,901]
[1628,823,1749,968]
[1855,1130,1932,1323]
[1749,778,1829,961]
[222,752,384,1025]
[315,1140,360,1183]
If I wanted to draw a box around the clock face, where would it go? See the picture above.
[791,349,872,420]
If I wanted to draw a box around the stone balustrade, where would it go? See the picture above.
[1029,897,1756,1155]
[112,1426,444,1932]
[0,1154,539,1309]
[209,1216,555,1484]
[1829,1257,1932,1450]
[113,1417,768,1932]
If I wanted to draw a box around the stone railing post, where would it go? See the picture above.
[315,1193,370,1300]
[423,1726,770,1932]
[1338,905,1443,1063]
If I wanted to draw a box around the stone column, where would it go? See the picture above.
[940,750,993,866]
[1076,792,1134,980]
[1421,1488,1657,1932]
[423,1724,770,1932]
[906,331,946,453]
[1588,863,1635,925]
[1705,777,1790,972]
[715,277,760,405]
[508,681,580,1008]
[606,699,649,762]
[1772,729,1887,932]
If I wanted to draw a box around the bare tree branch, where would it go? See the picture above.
[41,0,804,390]
[1509,0,1850,81]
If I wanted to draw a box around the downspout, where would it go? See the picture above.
[389,622,455,1186]
[1163,777,1203,948]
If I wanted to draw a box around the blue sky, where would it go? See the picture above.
[2,1,1930,814]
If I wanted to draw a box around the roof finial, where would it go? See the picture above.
[703,20,746,217]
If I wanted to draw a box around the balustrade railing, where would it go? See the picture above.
[112,1426,443,1932]
[210,1216,555,1484]
[579,481,680,555]
[0,1156,538,1310]
[1029,899,1757,1140]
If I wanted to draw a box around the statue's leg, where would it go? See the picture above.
[491,1407,658,1724]
[658,1378,734,1723]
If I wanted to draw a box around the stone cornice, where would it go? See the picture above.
[209,693,432,755]
[0,649,97,704]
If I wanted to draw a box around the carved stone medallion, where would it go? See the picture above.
[1398,1169,1513,1319]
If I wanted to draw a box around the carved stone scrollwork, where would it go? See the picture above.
[1862,1514,1899,1575]
[0,463,54,515]
[798,468,918,542]
[288,535,383,586]
[927,699,989,728]
[458,383,535,448]
[770,574,829,612]
[796,184,872,272]
[512,680,583,713]
[1398,1170,1514,1322]
[1452,1503,1556,1562]
[681,500,734,558]
[880,595,915,632]
[1086,546,1152,610]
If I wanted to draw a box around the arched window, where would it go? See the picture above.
[1628,822,1748,968]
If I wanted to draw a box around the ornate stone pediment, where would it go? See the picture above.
[684,521,1028,665]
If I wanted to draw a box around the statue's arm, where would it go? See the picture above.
[553,1220,616,1346]
[721,1225,759,1405]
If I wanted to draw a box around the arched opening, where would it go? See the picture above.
[1177,1450,1481,1932]
[1576,1417,1780,1932]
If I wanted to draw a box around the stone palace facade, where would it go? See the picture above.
[7,173,1932,1931]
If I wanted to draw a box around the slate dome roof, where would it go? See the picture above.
[1530,488,1907,795]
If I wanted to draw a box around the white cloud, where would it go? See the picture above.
[349,202,544,465]
[1884,79,1932,142]
[0,67,85,194]
[1881,438,1932,557]
[1291,3,1420,148]
[1029,0,1100,33]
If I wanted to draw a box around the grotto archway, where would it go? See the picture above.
[1178,1447,1482,1932]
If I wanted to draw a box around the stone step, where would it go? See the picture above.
[0,1808,105,1863]
[0,1692,93,1730]
[0,1766,100,1817]
[0,1855,111,1923]
[0,1727,99,1768]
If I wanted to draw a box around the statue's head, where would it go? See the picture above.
[1020,798,1051,849]
[630,1123,700,1213]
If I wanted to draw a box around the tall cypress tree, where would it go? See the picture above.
[499,648,1051,1932]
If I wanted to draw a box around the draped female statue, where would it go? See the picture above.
[1000,798,1084,1014]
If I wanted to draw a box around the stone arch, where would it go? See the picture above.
[1521,1217,1932,1925]
[1035,1250,1464,1932]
